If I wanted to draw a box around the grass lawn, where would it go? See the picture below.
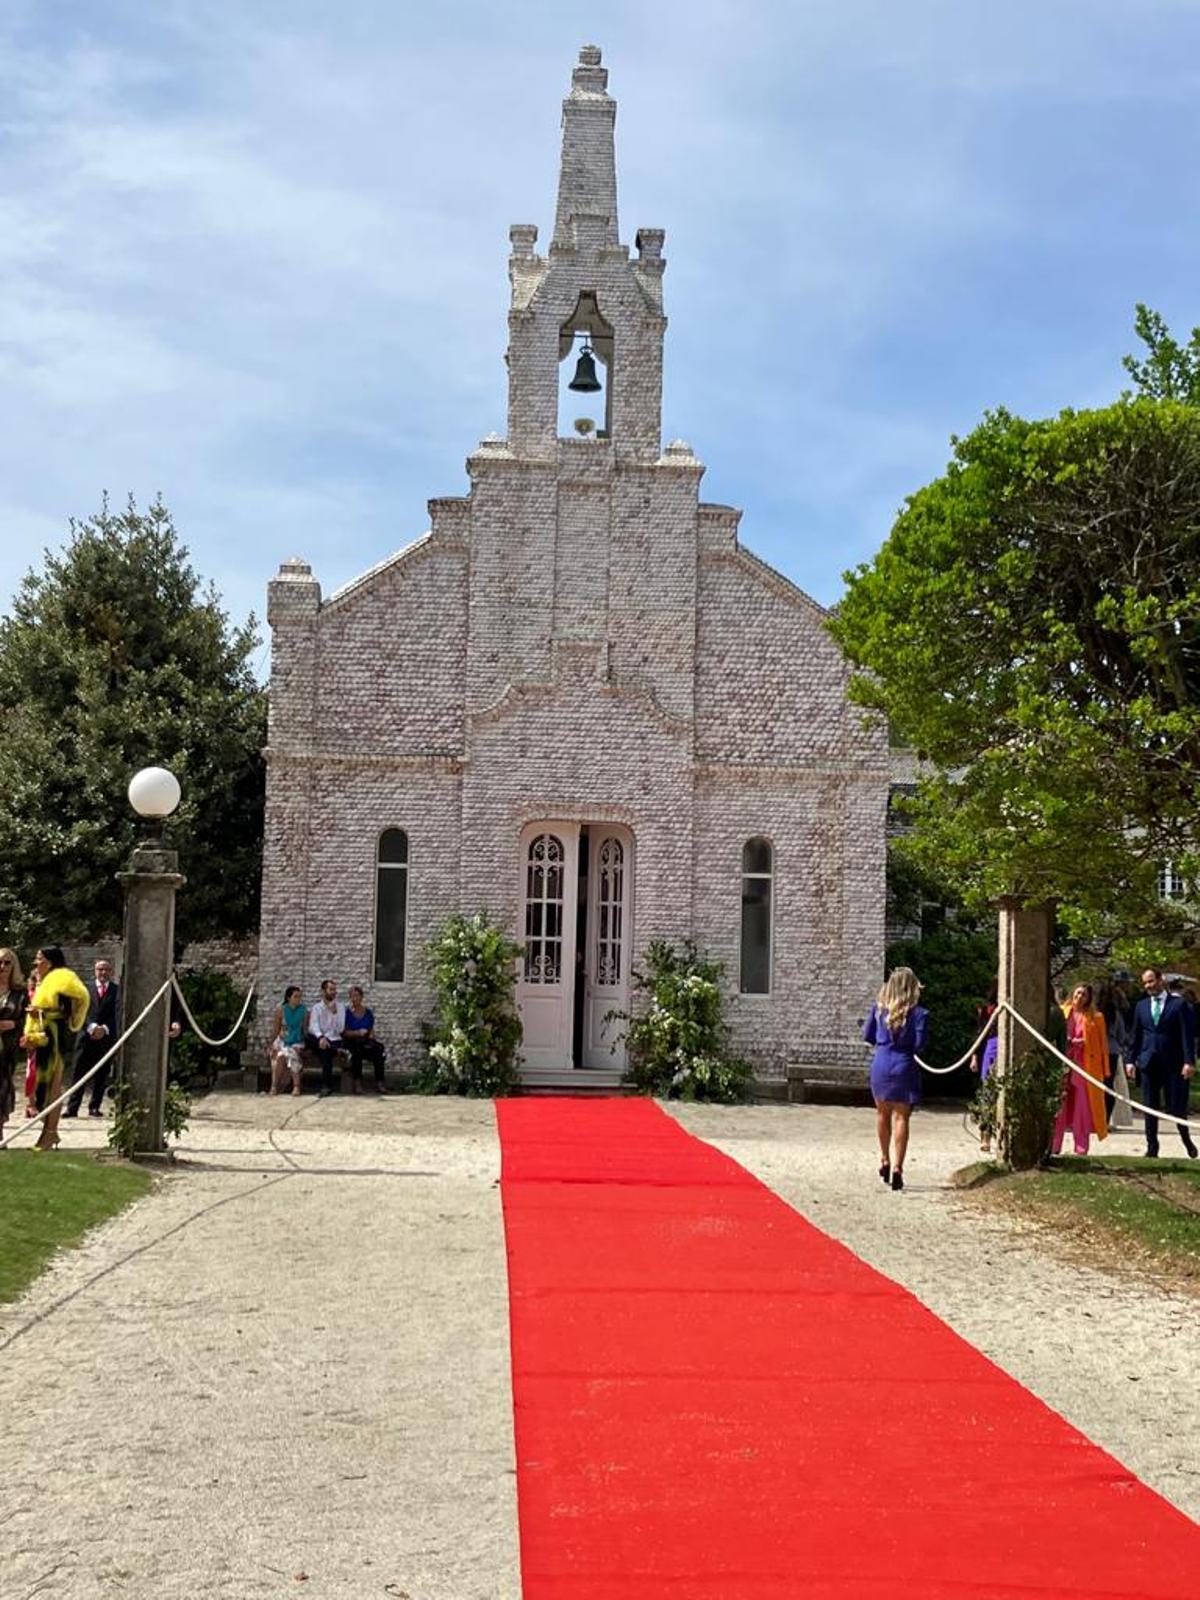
[969,1155,1200,1289]
[0,1151,152,1305]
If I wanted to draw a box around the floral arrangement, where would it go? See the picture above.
[619,938,751,1103]
[419,911,524,1097]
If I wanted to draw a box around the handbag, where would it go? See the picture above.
[23,1009,48,1049]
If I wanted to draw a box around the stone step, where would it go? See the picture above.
[518,1067,626,1092]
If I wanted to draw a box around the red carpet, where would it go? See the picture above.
[498,1097,1200,1598]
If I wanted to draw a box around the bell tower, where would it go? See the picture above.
[504,44,668,463]
[464,46,702,729]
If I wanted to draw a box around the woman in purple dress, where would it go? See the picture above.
[863,967,928,1191]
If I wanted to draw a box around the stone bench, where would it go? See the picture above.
[785,1063,871,1104]
[244,1045,386,1094]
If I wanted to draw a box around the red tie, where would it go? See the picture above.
[98,984,106,1000]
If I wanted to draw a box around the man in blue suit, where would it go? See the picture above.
[1127,966,1197,1159]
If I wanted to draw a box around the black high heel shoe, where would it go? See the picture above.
[878,1161,890,1184]
[891,1169,904,1192]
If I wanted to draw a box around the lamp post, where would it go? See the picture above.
[117,767,185,1156]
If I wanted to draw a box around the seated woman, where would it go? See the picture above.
[1053,983,1109,1156]
[342,985,388,1093]
[268,985,306,1097]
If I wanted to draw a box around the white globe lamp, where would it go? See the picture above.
[128,766,182,838]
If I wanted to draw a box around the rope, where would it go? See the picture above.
[1000,1001,1200,1135]
[170,974,255,1048]
[915,1010,998,1075]
[912,1001,1199,1135]
[0,976,173,1150]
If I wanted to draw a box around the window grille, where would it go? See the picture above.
[525,832,566,982]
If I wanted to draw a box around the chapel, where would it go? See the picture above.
[259,45,889,1084]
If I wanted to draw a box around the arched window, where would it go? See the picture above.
[524,832,565,982]
[740,837,773,995]
[373,829,408,983]
[595,835,625,985]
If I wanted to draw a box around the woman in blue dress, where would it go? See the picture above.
[863,967,928,1191]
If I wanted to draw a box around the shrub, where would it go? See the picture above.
[171,967,253,1091]
[887,925,997,1093]
[418,912,524,1097]
[107,1077,190,1157]
[619,939,751,1103]
[970,1045,1065,1169]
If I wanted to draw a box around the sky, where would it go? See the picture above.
[2,1,1199,666]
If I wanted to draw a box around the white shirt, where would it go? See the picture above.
[308,1000,346,1043]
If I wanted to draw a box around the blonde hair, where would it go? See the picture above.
[0,947,25,989]
[877,966,921,1033]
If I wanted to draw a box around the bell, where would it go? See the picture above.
[568,343,602,393]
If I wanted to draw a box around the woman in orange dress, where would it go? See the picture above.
[1052,983,1109,1156]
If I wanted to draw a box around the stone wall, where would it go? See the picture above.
[56,935,258,987]
[257,44,889,1076]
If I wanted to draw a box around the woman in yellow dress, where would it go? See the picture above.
[23,947,90,1151]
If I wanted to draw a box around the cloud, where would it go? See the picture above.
[0,0,1198,638]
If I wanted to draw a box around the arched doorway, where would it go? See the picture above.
[516,820,633,1073]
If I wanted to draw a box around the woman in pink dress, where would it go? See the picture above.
[1053,984,1109,1156]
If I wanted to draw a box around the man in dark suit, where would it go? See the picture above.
[64,958,121,1119]
[1127,966,1197,1159]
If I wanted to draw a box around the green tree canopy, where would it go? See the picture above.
[0,496,266,945]
[1123,303,1200,405]
[831,396,1200,938]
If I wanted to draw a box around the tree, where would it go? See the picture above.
[0,496,266,944]
[1123,303,1200,406]
[830,395,1200,940]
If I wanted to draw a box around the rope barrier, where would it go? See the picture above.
[909,999,1198,1135]
[0,977,173,1150]
[914,1010,998,1075]
[169,974,255,1048]
[1000,1000,1200,1136]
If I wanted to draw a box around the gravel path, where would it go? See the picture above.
[670,1100,1200,1522]
[1,1092,1194,1600]
[0,1094,521,1600]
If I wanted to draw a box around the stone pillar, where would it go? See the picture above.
[996,897,1054,1162]
[117,842,185,1155]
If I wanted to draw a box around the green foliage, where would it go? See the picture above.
[1123,304,1200,406]
[0,495,266,944]
[171,967,252,1090]
[0,1151,151,1305]
[163,1081,191,1141]
[971,1047,1065,1170]
[418,912,524,1096]
[832,389,1200,942]
[107,1081,138,1159]
[107,1074,190,1157]
[620,939,751,1103]
[887,923,996,1089]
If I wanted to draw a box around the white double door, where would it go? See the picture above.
[516,821,632,1072]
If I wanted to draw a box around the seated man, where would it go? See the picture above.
[342,985,388,1093]
[305,978,346,1096]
